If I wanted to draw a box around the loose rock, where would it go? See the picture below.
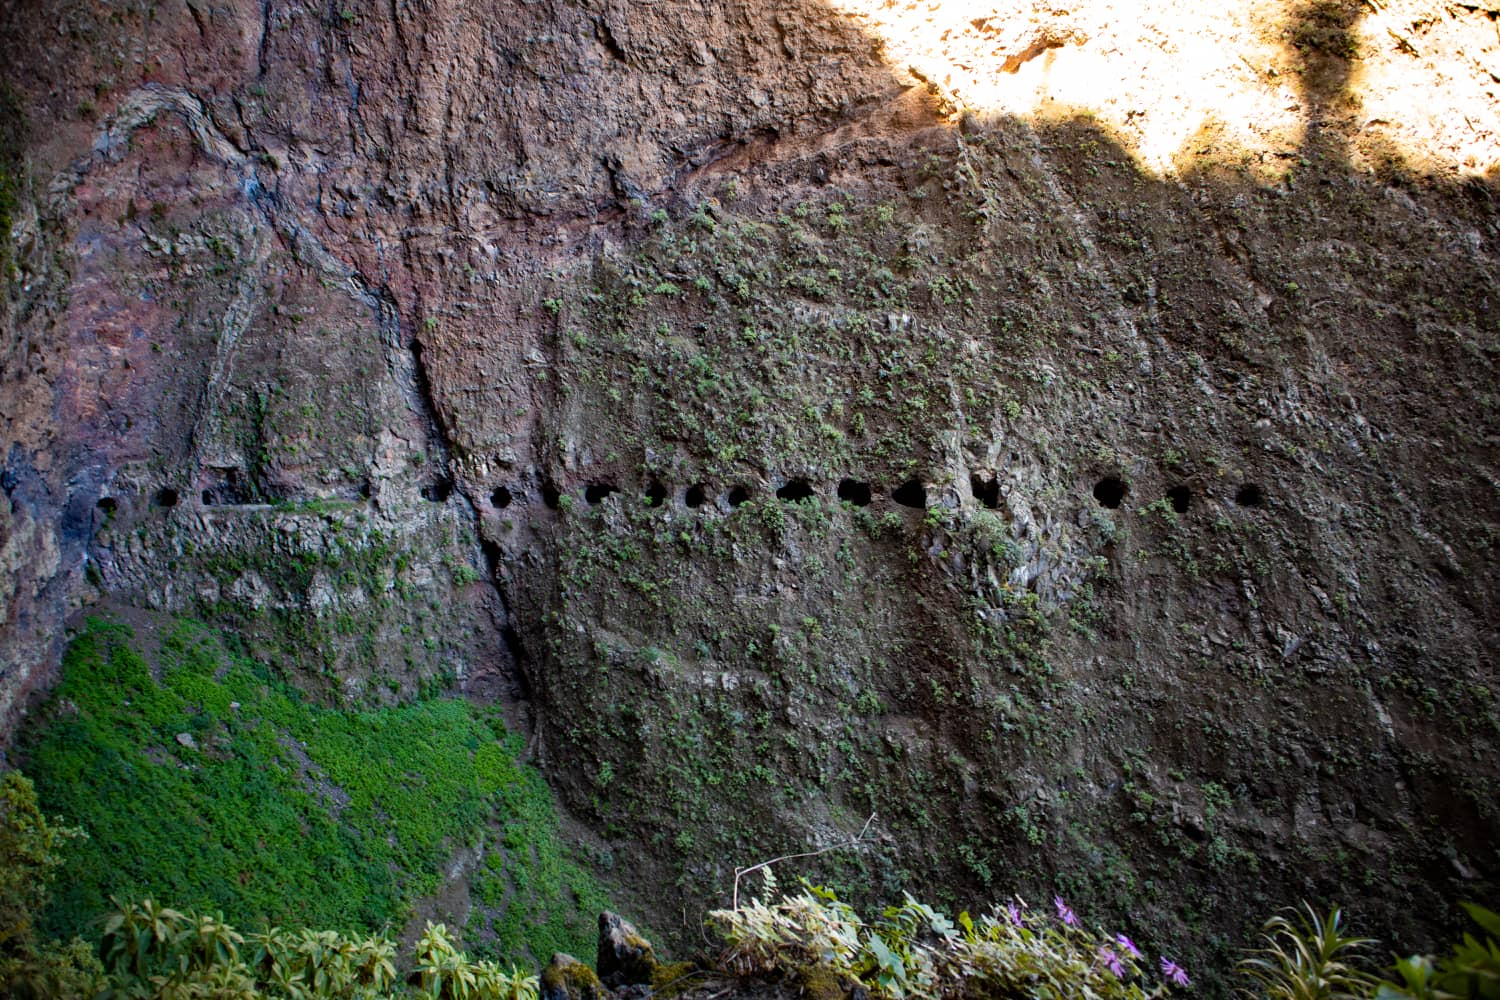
[597,911,658,988]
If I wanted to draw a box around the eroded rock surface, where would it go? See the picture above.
[2,0,1497,982]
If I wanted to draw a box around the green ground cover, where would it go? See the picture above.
[18,616,605,965]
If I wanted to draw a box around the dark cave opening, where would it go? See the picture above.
[644,480,668,507]
[970,472,1001,510]
[421,477,454,503]
[1093,477,1127,509]
[585,483,619,505]
[490,486,512,508]
[96,497,117,513]
[1167,485,1192,514]
[541,481,561,510]
[892,479,926,509]
[685,484,707,509]
[837,479,872,507]
[727,485,750,508]
[1235,483,1264,507]
[777,479,815,502]
[155,487,179,508]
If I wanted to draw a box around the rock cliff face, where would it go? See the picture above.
[2,0,1498,976]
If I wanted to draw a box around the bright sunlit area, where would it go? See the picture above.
[828,0,1500,179]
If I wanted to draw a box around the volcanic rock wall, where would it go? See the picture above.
[2,0,1498,977]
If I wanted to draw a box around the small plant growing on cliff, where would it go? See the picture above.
[1372,903,1500,1000]
[1237,904,1375,1000]
[711,882,1191,1000]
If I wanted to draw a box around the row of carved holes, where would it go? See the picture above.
[139,477,1264,516]
[488,478,930,512]
[1092,477,1263,512]
[486,477,1268,514]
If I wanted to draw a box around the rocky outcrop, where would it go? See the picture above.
[1,0,1497,982]
[598,911,659,989]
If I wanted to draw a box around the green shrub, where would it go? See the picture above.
[0,773,104,998]
[0,772,78,951]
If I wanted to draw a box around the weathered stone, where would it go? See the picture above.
[597,911,657,988]
[540,953,607,1000]
[2,0,1498,981]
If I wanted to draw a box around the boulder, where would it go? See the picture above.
[541,953,606,1000]
[597,911,658,988]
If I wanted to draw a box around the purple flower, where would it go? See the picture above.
[1053,896,1077,926]
[1099,947,1124,978]
[1160,958,1190,987]
[1115,934,1142,960]
[1005,902,1024,927]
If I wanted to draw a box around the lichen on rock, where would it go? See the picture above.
[542,952,608,1000]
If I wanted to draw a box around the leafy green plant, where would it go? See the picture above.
[1238,904,1376,1000]
[95,894,535,999]
[412,922,539,1000]
[711,880,1190,1000]
[1377,904,1500,1000]
[0,772,82,952]
[0,772,104,998]
[101,898,193,980]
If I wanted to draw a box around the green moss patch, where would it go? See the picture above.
[0,83,25,280]
[19,616,607,964]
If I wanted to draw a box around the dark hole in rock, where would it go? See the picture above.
[1093,477,1127,509]
[155,487,178,508]
[96,497,117,513]
[685,484,707,508]
[1235,483,1264,507]
[490,485,512,508]
[421,477,454,502]
[200,466,255,506]
[541,482,561,509]
[1167,485,1192,514]
[777,479,815,502]
[727,485,750,508]
[480,538,502,575]
[500,625,533,698]
[359,480,373,499]
[892,479,926,509]
[644,480,667,507]
[970,473,1000,509]
[837,479,872,506]
[585,483,618,505]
